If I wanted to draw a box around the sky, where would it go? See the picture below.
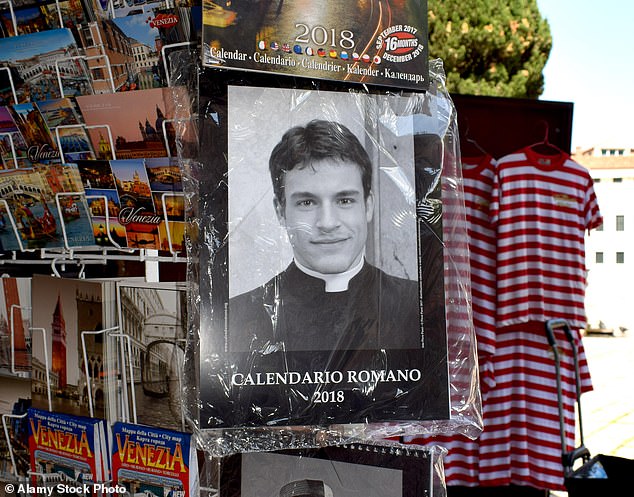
[114,13,161,48]
[0,28,76,60]
[536,0,634,149]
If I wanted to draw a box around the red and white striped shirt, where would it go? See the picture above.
[490,148,602,330]
[462,154,498,389]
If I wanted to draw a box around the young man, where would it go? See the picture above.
[228,119,421,352]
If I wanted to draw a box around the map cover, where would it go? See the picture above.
[27,407,105,485]
[111,422,197,497]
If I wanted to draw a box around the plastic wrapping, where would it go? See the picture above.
[176,59,481,456]
[200,441,448,497]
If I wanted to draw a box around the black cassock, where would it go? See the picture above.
[228,262,422,352]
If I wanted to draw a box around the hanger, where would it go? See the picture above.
[527,120,565,155]
[460,119,490,159]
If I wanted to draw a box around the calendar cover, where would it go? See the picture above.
[220,443,433,497]
[196,78,449,429]
[201,0,429,90]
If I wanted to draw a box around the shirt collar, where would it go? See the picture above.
[294,256,365,292]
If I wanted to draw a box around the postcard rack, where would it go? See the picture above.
[55,124,117,162]
[8,304,31,379]
[55,55,116,97]
[0,1,68,34]
[1,323,151,484]
[0,67,18,105]
[0,192,188,267]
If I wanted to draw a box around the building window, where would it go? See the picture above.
[616,252,625,264]
[596,222,604,231]
[616,215,625,231]
[614,177,623,183]
[594,178,601,183]
[595,252,604,263]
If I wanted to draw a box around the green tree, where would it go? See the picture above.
[427,0,552,98]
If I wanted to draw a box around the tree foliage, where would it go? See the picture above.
[427,0,552,98]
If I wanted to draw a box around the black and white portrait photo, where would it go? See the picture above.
[227,86,422,352]
[196,76,449,428]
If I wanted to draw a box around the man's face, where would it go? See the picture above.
[274,159,374,274]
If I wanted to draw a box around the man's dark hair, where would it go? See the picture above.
[269,119,373,205]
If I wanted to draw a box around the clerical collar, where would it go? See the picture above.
[294,257,364,292]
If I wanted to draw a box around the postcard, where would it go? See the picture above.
[0,1,92,38]
[110,158,161,249]
[145,157,185,253]
[110,7,200,90]
[115,282,188,431]
[0,165,94,250]
[8,102,60,164]
[0,387,30,478]
[30,275,118,419]
[76,159,129,248]
[36,98,95,162]
[76,88,188,160]
[0,28,92,105]
[0,105,31,168]
[0,277,31,375]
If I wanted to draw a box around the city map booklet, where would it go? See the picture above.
[27,407,109,487]
[110,421,198,497]
[195,72,449,429]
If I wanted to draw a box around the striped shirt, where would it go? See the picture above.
[490,148,602,329]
